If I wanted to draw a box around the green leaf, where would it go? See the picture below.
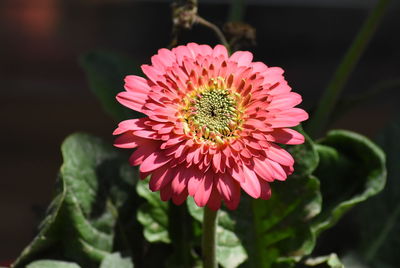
[79,50,142,121]
[100,253,134,268]
[13,133,137,267]
[26,260,81,268]
[311,130,386,235]
[354,119,400,267]
[136,178,170,243]
[304,253,344,268]
[186,198,248,268]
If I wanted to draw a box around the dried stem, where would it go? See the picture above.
[196,15,231,52]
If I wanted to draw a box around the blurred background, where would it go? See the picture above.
[1,0,399,263]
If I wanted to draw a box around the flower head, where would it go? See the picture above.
[114,43,308,210]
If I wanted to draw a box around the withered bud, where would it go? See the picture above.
[172,0,198,30]
[223,21,256,50]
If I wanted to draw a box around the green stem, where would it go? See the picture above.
[169,202,193,267]
[228,0,245,22]
[202,207,218,268]
[306,0,391,138]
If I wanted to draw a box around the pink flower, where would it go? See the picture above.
[114,43,308,210]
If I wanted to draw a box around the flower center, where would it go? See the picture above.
[181,78,243,145]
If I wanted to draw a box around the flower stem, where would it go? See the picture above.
[202,207,218,268]
[306,0,391,138]
[169,202,193,267]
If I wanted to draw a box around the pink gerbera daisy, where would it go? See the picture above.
[114,43,308,210]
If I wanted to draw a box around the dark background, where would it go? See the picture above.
[1,0,399,262]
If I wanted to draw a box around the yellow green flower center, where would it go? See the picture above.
[181,77,243,145]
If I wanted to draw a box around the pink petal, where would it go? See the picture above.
[113,118,147,135]
[188,168,202,196]
[243,118,271,131]
[253,157,275,182]
[219,174,241,210]
[194,171,214,207]
[259,180,272,200]
[251,62,269,73]
[230,51,253,66]
[149,167,174,191]
[243,137,263,150]
[133,130,158,139]
[274,108,309,122]
[160,136,185,149]
[160,182,173,201]
[129,140,159,166]
[267,143,294,166]
[172,189,189,205]
[171,167,194,195]
[267,92,302,110]
[230,140,244,152]
[114,132,139,148]
[240,148,252,158]
[187,43,202,58]
[240,165,261,198]
[267,159,288,181]
[141,64,165,84]
[151,48,176,70]
[158,125,174,135]
[124,75,151,94]
[212,44,228,58]
[216,173,240,204]
[198,44,213,56]
[193,146,204,165]
[268,109,308,128]
[224,192,241,210]
[230,164,245,183]
[268,81,292,95]
[173,45,194,65]
[207,187,222,211]
[267,128,305,145]
[140,171,150,180]
[212,151,222,172]
[140,151,172,173]
[116,91,146,112]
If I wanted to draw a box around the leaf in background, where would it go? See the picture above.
[79,50,142,121]
[354,119,400,267]
[333,78,400,123]
[285,126,319,178]
[136,179,198,267]
[304,253,344,268]
[13,133,137,267]
[26,260,81,268]
[99,253,134,268]
[311,130,386,236]
[136,178,170,244]
[341,252,369,268]
[186,198,248,268]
